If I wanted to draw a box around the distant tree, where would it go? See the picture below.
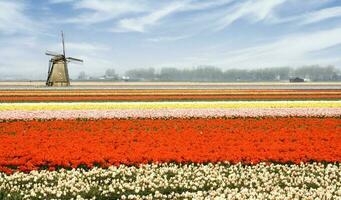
[105,69,119,80]
[250,68,277,81]
[122,65,340,82]
[223,69,248,81]
[276,67,291,80]
[294,65,338,81]
[78,71,87,80]
[125,68,155,80]
[159,67,181,81]
[193,66,223,81]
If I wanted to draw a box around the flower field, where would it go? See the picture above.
[1,117,340,173]
[1,89,341,102]
[0,87,340,199]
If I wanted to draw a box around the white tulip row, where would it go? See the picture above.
[1,162,340,199]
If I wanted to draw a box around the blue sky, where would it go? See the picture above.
[0,0,341,79]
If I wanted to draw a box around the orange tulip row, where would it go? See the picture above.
[1,89,341,102]
[0,117,340,174]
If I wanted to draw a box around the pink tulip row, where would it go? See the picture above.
[0,108,340,120]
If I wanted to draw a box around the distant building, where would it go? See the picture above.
[121,76,130,81]
[289,77,304,83]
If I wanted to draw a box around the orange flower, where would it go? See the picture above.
[0,117,340,173]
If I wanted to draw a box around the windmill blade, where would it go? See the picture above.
[61,31,66,57]
[66,57,83,62]
[45,50,61,57]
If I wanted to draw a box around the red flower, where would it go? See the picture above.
[0,117,340,173]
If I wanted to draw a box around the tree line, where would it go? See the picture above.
[78,65,341,82]
[124,65,340,82]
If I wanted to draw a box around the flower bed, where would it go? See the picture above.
[0,108,340,120]
[1,89,341,102]
[1,117,340,174]
[0,87,340,199]
[1,100,341,111]
[1,163,340,199]
[2,94,341,102]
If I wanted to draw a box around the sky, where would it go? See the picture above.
[0,0,341,80]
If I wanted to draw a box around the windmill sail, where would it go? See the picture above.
[67,57,83,62]
[62,31,65,57]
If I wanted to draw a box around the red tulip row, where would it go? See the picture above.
[0,117,340,173]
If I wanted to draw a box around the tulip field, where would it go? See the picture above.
[0,85,341,199]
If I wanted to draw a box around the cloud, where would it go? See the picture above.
[49,0,76,4]
[269,6,341,25]
[115,2,188,32]
[0,36,46,79]
[301,6,341,24]
[0,1,36,34]
[214,0,286,31]
[183,0,234,11]
[114,0,235,33]
[67,42,110,52]
[184,27,341,67]
[62,0,234,29]
[147,35,192,42]
[64,0,147,25]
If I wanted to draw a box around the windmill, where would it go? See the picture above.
[45,31,83,86]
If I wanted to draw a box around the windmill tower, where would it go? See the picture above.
[46,31,83,86]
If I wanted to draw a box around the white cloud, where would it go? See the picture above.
[183,0,234,11]
[63,0,234,29]
[182,27,341,68]
[301,6,341,24]
[147,35,192,42]
[115,0,235,33]
[0,1,36,34]
[270,6,341,25]
[61,42,110,52]
[0,36,46,79]
[65,0,147,25]
[49,0,76,4]
[214,0,286,31]
[116,1,188,32]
